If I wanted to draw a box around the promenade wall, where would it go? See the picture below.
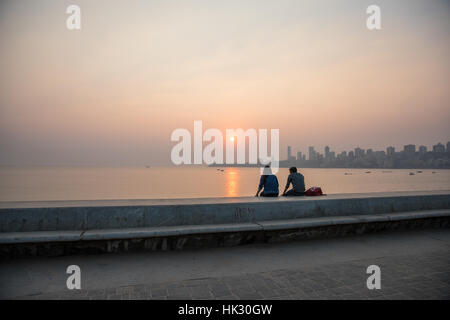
[1,191,449,257]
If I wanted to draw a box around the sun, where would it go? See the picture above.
[230,137,235,142]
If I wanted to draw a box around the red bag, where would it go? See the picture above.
[305,187,324,196]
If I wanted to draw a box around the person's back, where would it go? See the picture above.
[256,166,279,197]
[260,174,279,196]
[282,167,305,196]
[288,172,305,193]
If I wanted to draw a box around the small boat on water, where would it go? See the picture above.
[365,171,371,174]
[409,172,415,175]
[416,171,423,173]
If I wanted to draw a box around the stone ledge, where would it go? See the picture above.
[1,191,449,233]
[1,209,448,244]
[2,190,450,209]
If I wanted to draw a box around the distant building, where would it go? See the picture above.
[447,142,450,153]
[308,146,316,161]
[287,146,296,161]
[354,147,365,158]
[403,144,416,156]
[337,151,347,160]
[419,146,427,154]
[387,146,395,156]
[433,143,445,153]
[297,152,302,161]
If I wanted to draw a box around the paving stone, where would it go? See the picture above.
[11,249,450,300]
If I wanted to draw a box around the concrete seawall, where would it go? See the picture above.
[1,191,449,257]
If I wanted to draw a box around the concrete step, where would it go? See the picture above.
[1,209,449,244]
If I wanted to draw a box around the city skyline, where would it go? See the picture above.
[287,141,450,161]
[283,141,450,169]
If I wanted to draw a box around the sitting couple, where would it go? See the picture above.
[255,166,305,197]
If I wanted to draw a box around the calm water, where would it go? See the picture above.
[0,166,449,202]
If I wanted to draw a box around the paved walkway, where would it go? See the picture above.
[1,229,449,300]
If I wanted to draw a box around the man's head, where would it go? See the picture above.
[289,167,297,174]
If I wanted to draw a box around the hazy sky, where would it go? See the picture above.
[0,0,449,165]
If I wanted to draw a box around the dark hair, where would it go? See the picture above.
[289,167,297,173]
[262,165,272,176]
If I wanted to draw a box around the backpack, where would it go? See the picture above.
[305,187,324,196]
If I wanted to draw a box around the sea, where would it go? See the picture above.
[0,166,449,202]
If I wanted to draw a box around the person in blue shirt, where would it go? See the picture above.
[255,165,279,197]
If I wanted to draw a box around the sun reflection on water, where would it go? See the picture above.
[225,168,240,197]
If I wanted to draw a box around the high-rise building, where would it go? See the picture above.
[308,146,316,161]
[433,143,445,153]
[329,151,335,160]
[387,146,395,156]
[324,146,330,159]
[419,146,427,154]
[447,142,450,153]
[337,151,347,160]
[403,144,416,156]
[287,146,292,160]
[354,147,365,158]
[297,152,302,161]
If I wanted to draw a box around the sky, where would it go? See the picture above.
[0,0,449,166]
